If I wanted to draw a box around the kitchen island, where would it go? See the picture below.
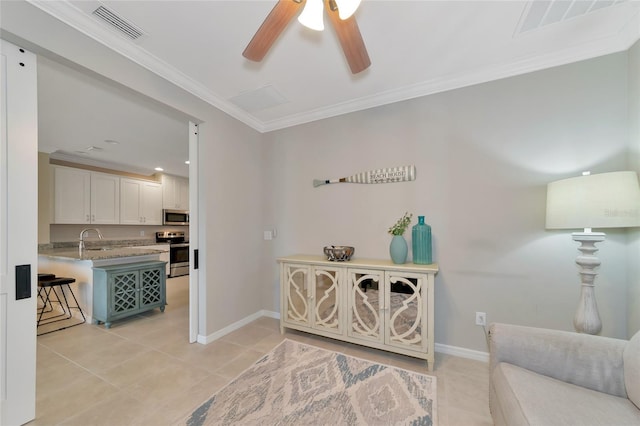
[38,245,166,323]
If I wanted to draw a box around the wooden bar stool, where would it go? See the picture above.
[37,276,86,335]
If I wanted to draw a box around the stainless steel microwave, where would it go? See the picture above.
[163,209,189,226]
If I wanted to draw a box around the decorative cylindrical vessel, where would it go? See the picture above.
[412,216,432,264]
[389,235,408,264]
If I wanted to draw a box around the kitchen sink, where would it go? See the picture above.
[83,247,115,251]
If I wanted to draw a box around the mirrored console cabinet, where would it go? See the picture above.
[278,255,439,371]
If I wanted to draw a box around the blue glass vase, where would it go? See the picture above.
[389,235,408,264]
[412,215,432,264]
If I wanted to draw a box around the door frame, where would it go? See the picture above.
[0,39,39,426]
[188,121,199,343]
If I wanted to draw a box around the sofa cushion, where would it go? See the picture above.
[492,362,640,426]
[624,331,640,409]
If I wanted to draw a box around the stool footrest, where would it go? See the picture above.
[37,276,85,336]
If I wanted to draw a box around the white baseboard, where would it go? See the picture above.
[197,310,489,363]
[435,343,489,362]
[196,309,279,344]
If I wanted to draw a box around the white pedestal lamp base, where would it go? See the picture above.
[571,232,605,335]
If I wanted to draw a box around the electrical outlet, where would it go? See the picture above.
[475,311,487,326]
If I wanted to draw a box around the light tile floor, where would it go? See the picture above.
[31,277,492,425]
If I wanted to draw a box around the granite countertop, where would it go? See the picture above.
[38,246,165,261]
[38,239,168,261]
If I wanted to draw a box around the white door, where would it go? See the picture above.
[0,40,38,425]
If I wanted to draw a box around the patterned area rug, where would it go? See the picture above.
[185,339,437,426]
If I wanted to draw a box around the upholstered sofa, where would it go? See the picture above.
[488,323,640,426]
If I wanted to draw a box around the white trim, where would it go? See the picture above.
[188,121,199,344]
[435,343,489,363]
[196,310,279,345]
[27,0,264,131]
[260,32,635,132]
[197,309,489,364]
[27,0,640,134]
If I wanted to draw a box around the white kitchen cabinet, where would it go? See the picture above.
[90,172,120,224]
[162,174,189,210]
[53,166,119,224]
[279,255,438,371]
[120,178,163,225]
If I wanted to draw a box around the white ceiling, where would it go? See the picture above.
[3,0,640,178]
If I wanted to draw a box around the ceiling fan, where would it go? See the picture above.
[242,0,371,74]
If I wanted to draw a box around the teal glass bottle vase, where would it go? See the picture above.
[412,216,432,264]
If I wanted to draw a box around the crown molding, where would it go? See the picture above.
[28,0,640,135]
[49,151,156,176]
[28,0,266,131]
[262,20,640,132]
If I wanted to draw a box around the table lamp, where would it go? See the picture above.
[545,171,640,334]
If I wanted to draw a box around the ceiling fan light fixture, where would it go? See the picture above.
[298,0,325,31]
[335,0,361,19]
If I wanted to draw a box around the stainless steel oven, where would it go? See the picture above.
[168,243,189,277]
[156,231,189,277]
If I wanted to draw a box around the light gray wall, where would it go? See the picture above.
[264,52,631,351]
[628,40,640,338]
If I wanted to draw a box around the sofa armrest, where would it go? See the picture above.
[489,323,628,397]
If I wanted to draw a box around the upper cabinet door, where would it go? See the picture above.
[175,177,189,210]
[53,166,91,224]
[120,178,143,224]
[162,174,189,210]
[120,178,163,225]
[162,174,176,209]
[91,172,120,224]
[141,181,163,225]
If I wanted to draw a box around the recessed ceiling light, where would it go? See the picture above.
[86,146,103,151]
[185,160,190,165]
[104,139,120,145]
[154,167,164,172]
[74,151,89,155]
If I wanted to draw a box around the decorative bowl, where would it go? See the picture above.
[323,245,355,261]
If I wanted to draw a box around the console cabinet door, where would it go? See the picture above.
[347,268,385,344]
[384,271,428,352]
[311,266,342,335]
[110,269,139,317]
[139,265,165,309]
[282,263,311,327]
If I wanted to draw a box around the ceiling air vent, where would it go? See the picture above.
[92,6,144,40]
[516,0,628,35]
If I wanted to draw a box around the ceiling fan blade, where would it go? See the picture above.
[243,0,304,62]
[326,2,371,74]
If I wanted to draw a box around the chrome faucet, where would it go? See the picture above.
[79,228,104,250]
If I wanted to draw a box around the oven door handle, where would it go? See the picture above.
[169,243,190,248]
